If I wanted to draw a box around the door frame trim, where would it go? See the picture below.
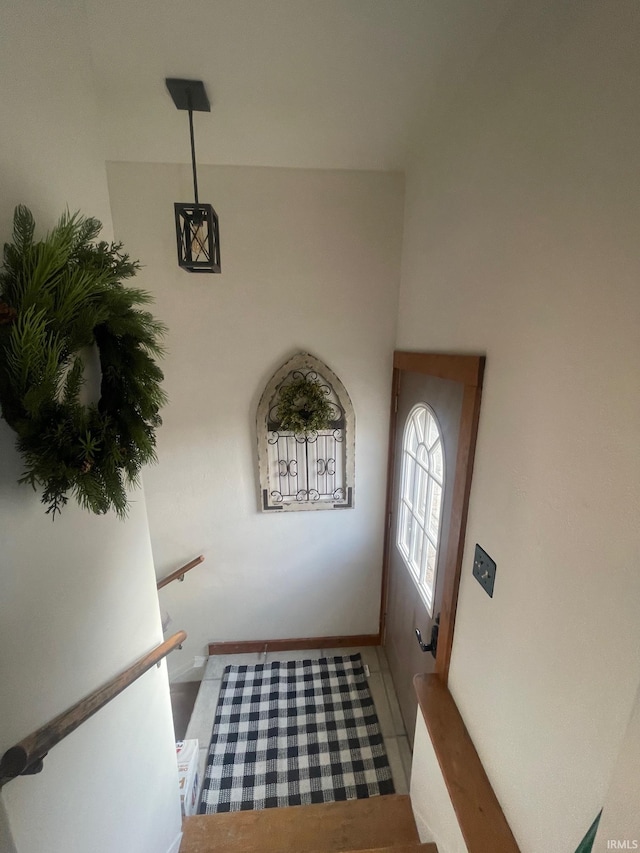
[380,351,485,685]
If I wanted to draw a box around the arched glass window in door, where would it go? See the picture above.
[397,403,445,614]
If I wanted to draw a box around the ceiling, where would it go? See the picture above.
[84,0,514,171]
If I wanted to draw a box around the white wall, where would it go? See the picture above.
[0,798,17,853]
[106,162,404,677]
[0,3,181,851]
[0,0,112,241]
[0,491,181,853]
[593,677,640,852]
[398,2,640,851]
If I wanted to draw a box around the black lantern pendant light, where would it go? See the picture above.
[166,78,221,273]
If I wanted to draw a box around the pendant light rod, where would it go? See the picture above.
[165,79,211,204]
[187,104,199,206]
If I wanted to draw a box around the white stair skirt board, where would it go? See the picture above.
[170,657,208,684]
[166,831,183,853]
[410,712,468,852]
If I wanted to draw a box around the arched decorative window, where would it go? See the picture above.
[397,403,445,613]
[256,352,355,512]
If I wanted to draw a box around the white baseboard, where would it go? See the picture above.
[170,661,204,684]
[166,831,183,853]
[169,658,196,682]
[169,656,208,684]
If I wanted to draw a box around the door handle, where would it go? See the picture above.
[415,614,440,658]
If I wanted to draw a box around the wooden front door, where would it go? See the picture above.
[381,353,484,745]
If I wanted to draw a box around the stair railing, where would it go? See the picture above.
[157,555,204,590]
[0,630,186,787]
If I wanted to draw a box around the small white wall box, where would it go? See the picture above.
[176,739,200,816]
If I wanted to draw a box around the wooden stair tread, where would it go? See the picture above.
[180,795,420,853]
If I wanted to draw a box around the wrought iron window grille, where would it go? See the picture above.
[256,354,355,512]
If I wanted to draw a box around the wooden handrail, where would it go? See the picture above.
[157,555,204,590]
[414,673,520,853]
[0,630,186,787]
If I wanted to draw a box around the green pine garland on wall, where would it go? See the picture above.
[0,205,167,518]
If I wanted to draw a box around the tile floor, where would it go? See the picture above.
[184,646,412,801]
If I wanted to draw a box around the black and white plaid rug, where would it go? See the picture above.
[199,654,394,813]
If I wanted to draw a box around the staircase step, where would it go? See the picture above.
[180,795,420,853]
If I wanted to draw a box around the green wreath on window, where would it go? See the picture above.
[0,206,167,518]
[276,375,333,434]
